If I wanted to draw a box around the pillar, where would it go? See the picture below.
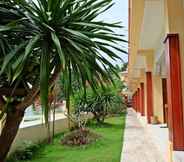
[133,93,135,110]
[146,72,153,124]
[140,83,145,116]
[137,88,141,113]
[164,34,184,150]
[135,91,138,112]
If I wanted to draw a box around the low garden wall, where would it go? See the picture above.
[10,117,69,154]
[9,113,93,154]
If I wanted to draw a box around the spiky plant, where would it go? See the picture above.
[0,0,127,160]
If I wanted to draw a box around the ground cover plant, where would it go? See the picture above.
[7,115,126,162]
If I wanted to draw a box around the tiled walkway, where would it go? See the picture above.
[121,108,166,162]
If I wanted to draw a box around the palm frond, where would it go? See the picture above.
[0,0,128,124]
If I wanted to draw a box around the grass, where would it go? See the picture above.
[10,114,126,162]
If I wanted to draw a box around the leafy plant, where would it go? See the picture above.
[64,110,90,130]
[7,141,41,162]
[0,0,127,160]
[108,95,126,114]
[73,83,125,123]
[61,128,100,146]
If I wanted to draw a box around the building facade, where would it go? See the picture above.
[128,0,184,160]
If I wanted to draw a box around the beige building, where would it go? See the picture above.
[127,0,184,161]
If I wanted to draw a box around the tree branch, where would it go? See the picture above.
[16,66,61,111]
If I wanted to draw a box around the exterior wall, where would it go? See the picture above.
[165,0,184,119]
[153,75,164,123]
[129,0,184,124]
[128,0,184,158]
[145,50,154,72]
[128,0,145,77]
[10,117,69,154]
[164,0,184,150]
[9,113,93,154]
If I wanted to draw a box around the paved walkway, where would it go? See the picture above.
[121,108,166,162]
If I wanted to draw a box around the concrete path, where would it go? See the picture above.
[121,108,166,162]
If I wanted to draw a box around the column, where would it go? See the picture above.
[135,91,137,112]
[140,83,145,116]
[133,94,135,110]
[137,88,141,113]
[146,72,153,124]
[164,34,184,150]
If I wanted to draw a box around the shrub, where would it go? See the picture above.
[7,141,41,162]
[72,83,126,124]
[108,95,127,115]
[61,129,100,146]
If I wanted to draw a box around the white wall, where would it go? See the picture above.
[10,117,69,154]
[9,113,93,154]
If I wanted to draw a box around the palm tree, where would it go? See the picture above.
[0,0,127,160]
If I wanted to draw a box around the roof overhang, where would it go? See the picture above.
[128,0,165,91]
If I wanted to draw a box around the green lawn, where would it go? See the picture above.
[12,115,126,162]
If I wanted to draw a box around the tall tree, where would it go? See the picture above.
[0,0,127,160]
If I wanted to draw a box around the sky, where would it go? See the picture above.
[33,0,129,65]
[98,0,129,65]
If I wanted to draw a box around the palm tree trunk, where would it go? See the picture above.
[0,67,60,161]
[46,108,52,144]
[67,109,71,129]
[46,122,51,144]
[52,98,56,141]
[0,109,24,162]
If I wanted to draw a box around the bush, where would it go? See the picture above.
[7,141,41,162]
[72,82,126,123]
[61,129,101,146]
[108,95,127,115]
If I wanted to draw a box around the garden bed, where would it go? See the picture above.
[8,115,126,162]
